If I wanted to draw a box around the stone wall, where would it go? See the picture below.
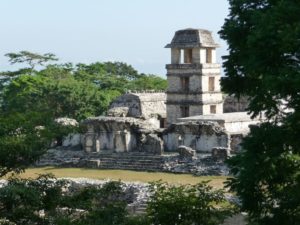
[163,121,229,153]
[109,92,166,119]
[109,94,142,118]
[81,117,163,154]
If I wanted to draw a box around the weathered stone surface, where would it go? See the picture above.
[212,147,230,161]
[178,112,261,134]
[85,159,100,168]
[109,92,166,119]
[81,116,165,155]
[165,28,219,48]
[166,29,223,125]
[37,148,230,175]
[107,107,129,117]
[230,133,244,153]
[163,121,229,153]
[62,133,82,149]
[178,145,196,159]
[163,153,230,176]
[140,133,164,155]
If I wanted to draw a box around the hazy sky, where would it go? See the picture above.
[0,0,230,76]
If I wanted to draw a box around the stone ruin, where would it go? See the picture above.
[37,28,261,176]
[82,116,163,154]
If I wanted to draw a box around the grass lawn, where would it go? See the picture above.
[11,167,228,188]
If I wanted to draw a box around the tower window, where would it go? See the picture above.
[206,48,212,63]
[184,49,193,63]
[210,105,217,114]
[208,77,215,91]
[180,106,189,117]
[180,77,189,91]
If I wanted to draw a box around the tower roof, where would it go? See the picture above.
[165,28,219,48]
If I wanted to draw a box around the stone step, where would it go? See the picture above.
[97,159,164,163]
[36,152,168,171]
[97,156,164,160]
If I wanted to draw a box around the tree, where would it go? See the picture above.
[0,177,132,225]
[219,0,300,224]
[128,74,167,91]
[74,62,167,93]
[0,111,53,176]
[1,73,116,121]
[5,51,58,71]
[147,181,235,225]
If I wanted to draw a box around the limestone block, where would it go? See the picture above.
[114,131,127,153]
[211,147,230,161]
[107,107,129,117]
[86,159,100,168]
[62,133,81,148]
[171,48,180,64]
[178,145,196,159]
[141,134,164,155]
[163,133,179,151]
[230,134,243,152]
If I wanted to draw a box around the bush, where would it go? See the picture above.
[147,181,236,225]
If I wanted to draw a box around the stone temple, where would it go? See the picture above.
[38,28,261,175]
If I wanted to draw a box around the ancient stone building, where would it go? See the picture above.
[165,29,223,124]
[82,116,163,154]
[108,91,166,128]
[80,28,259,155]
[40,28,263,175]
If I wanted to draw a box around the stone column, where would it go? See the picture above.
[171,48,181,64]
[114,131,126,153]
[84,125,95,153]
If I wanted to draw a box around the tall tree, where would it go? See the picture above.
[219,0,300,224]
[5,51,58,71]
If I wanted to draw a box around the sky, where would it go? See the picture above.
[0,0,230,76]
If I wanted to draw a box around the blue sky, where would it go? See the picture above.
[0,0,229,76]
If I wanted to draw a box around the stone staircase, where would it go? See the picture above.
[88,152,166,171]
[36,149,174,172]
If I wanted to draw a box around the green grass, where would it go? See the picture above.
[11,167,228,188]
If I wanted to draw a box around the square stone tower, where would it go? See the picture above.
[165,28,223,124]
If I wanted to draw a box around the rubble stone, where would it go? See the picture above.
[107,107,129,117]
[212,147,230,161]
[178,145,196,159]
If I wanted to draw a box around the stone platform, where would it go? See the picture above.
[36,148,229,176]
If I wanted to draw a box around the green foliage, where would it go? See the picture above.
[227,123,300,225]
[0,174,68,225]
[219,0,300,120]
[5,51,58,70]
[220,0,300,224]
[63,181,129,225]
[0,178,138,225]
[0,177,235,225]
[0,112,52,176]
[147,181,235,225]
[1,73,113,121]
[128,74,167,91]
[74,62,166,92]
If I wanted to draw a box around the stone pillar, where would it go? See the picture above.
[95,139,100,152]
[192,48,201,63]
[114,130,128,153]
[84,125,95,153]
[171,48,180,64]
